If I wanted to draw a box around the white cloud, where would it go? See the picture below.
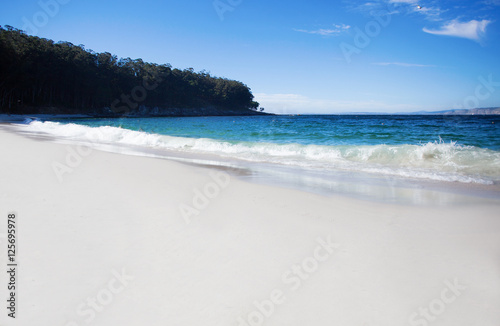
[294,24,351,36]
[372,62,436,67]
[482,0,500,5]
[415,6,446,21]
[388,0,417,3]
[354,0,443,21]
[423,19,491,41]
[352,1,492,40]
[254,93,421,114]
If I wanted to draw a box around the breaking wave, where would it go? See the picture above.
[23,121,500,185]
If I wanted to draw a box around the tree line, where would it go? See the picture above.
[0,25,262,116]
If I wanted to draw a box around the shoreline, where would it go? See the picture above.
[0,107,271,121]
[2,121,499,206]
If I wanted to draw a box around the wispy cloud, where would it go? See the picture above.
[349,1,398,15]
[352,0,443,21]
[348,1,494,42]
[294,24,351,36]
[415,5,446,21]
[372,62,436,67]
[388,0,417,3]
[482,0,500,6]
[423,19,491,42]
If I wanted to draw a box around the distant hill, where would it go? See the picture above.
[0,25,266,117]
[333,107,500,115]
[409,107,500,115]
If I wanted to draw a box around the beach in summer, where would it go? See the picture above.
[0,116,499,326]
[2,0,500,324]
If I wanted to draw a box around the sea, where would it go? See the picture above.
[18,114,500,204]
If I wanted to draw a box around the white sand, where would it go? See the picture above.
[0,127,499,326]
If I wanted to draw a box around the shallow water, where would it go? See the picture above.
[25,115,500,187]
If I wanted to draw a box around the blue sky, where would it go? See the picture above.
[1,0,500,113]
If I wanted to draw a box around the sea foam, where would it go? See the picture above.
[24,121,500,185]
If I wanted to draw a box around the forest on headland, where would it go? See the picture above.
[0,25,265,117]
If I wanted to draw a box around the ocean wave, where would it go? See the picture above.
[24,121,500,185]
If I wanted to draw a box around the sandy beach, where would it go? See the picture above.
[0,125,499,326]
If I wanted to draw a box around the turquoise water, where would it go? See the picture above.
[24,115,500,187]
[52,115,500,149]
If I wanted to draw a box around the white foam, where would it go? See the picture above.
[23,121,500,185]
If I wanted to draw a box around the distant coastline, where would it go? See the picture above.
[3,107,500,121]
[328,107,500,115]
[410,107,500,115]
[1,105,270,119]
